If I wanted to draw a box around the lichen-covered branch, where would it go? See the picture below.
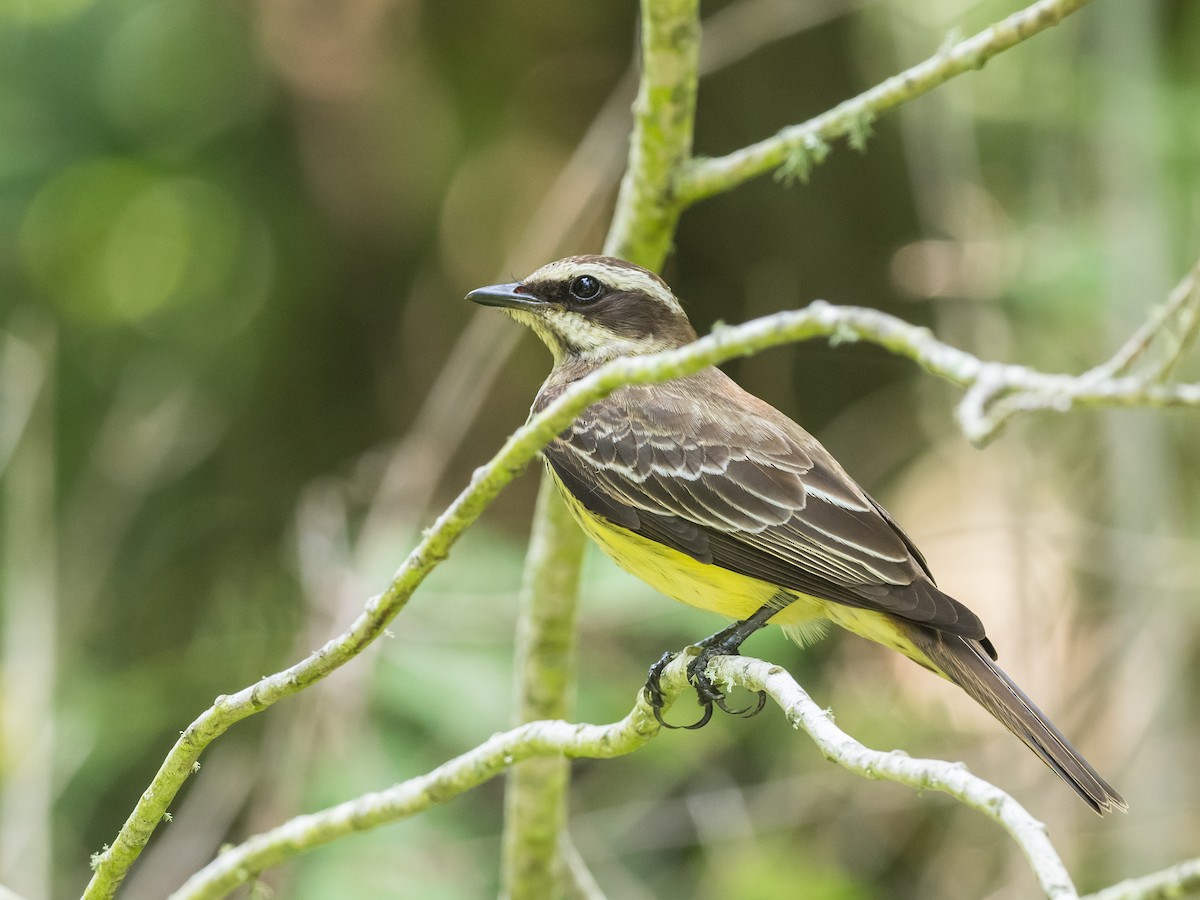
[711,656,1077,898]
[550,293,1200,452]
[84,256,1200,898]
[170,661,674,900]
[675,0,1096,205]
[169,652,1078,900]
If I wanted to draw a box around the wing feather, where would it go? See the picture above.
[545,368,984,639]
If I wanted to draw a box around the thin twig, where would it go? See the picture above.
[169,662,672,900]
[559,831,608,900]
[958,260,1200,442]
[675,0,1096,204]
[1086,258,1200,382]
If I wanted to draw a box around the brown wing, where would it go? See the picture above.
[543,367,986,640]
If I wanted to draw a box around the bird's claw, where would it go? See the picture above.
[643,647,766,728]
[715,689,768,718]
[687,649,766,719]
[644,651,713,729]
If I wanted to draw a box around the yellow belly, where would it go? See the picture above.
[550,468,937,668]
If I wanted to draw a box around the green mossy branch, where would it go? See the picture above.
[675,0,1097,204]
[603,0,700,269]
[501,480,587,899]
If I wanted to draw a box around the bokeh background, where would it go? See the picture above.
[2,0,1199,897]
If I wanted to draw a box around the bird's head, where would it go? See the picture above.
[466,255,698,366]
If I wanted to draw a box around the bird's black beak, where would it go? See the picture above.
[465,281,544,311]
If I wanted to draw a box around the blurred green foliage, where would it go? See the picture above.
[1,0,1199,898]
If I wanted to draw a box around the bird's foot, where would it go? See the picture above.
[644,651,712,730]
[643,643,767,730]
[687,643,767,719]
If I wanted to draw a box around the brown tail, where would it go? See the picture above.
[905,626,1126,815]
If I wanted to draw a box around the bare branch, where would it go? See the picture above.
[713,656,1077,898]
[169,652,1077,900]
[1087,258,1200,382]
[81,0,1198,895]
[675,0,1096,205]
[559,831,608,900]
[957,259,1200,443]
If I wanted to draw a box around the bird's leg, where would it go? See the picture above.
[688,605,776,717]
[644,603,778,729]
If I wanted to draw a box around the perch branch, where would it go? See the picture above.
[713,656,1077,898]
[170,653,1077,900]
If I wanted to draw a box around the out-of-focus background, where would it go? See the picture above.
[2,0,1198,897]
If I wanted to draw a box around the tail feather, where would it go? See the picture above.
[906,626,1126,815]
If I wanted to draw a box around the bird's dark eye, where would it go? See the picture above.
[569,275,603,302]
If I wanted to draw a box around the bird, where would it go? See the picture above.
[467,254,1126,815]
